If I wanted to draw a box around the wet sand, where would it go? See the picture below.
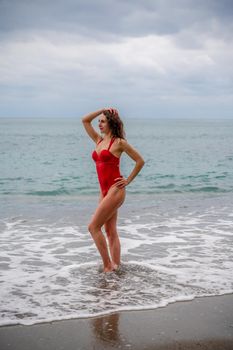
[1,294,233,349]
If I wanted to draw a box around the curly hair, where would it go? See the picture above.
[103,110,126,140]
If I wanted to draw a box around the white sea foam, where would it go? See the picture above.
[0,198,233,326]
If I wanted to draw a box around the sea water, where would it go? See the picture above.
[0,117,233,326]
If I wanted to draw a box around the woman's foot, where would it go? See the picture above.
[103,261,119,273]
[112,262,119,271]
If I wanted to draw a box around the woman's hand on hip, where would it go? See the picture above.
[114,177,128,189]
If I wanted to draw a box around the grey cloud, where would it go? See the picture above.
[0,0,233,118]
[1,0,232,39]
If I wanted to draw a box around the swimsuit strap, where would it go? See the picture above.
[107,137,115,151]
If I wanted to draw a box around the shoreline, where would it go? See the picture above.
[1,291,233,328]
[1,293,233,349]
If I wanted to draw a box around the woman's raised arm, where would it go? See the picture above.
[81,109,104,143]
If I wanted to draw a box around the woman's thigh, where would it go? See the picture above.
[99,192,118,234]
[104,210,118,236]
[90,187,125,230]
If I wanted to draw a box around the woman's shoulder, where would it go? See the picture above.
[116,137,128,150]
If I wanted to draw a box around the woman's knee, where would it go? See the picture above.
[88,221,101,235]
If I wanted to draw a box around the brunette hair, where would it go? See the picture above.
[103,110,126,140]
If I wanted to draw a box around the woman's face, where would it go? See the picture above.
[98,114,110,134]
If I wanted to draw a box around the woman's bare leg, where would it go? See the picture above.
[104,211,121,266]
[88,187,125,272]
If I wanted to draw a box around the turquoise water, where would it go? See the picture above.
[1,117,233,326]
[1,117,233,197]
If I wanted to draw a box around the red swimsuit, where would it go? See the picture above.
[92,137,123,197]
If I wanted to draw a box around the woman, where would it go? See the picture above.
[82,108,145,272]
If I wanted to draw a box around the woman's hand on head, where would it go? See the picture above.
[104,108,119,116]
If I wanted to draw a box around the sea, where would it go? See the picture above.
[0,116,233,326]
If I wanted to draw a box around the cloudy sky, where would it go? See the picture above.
[0,0,233,118]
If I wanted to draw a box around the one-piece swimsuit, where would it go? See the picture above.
[92,137,123,197]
